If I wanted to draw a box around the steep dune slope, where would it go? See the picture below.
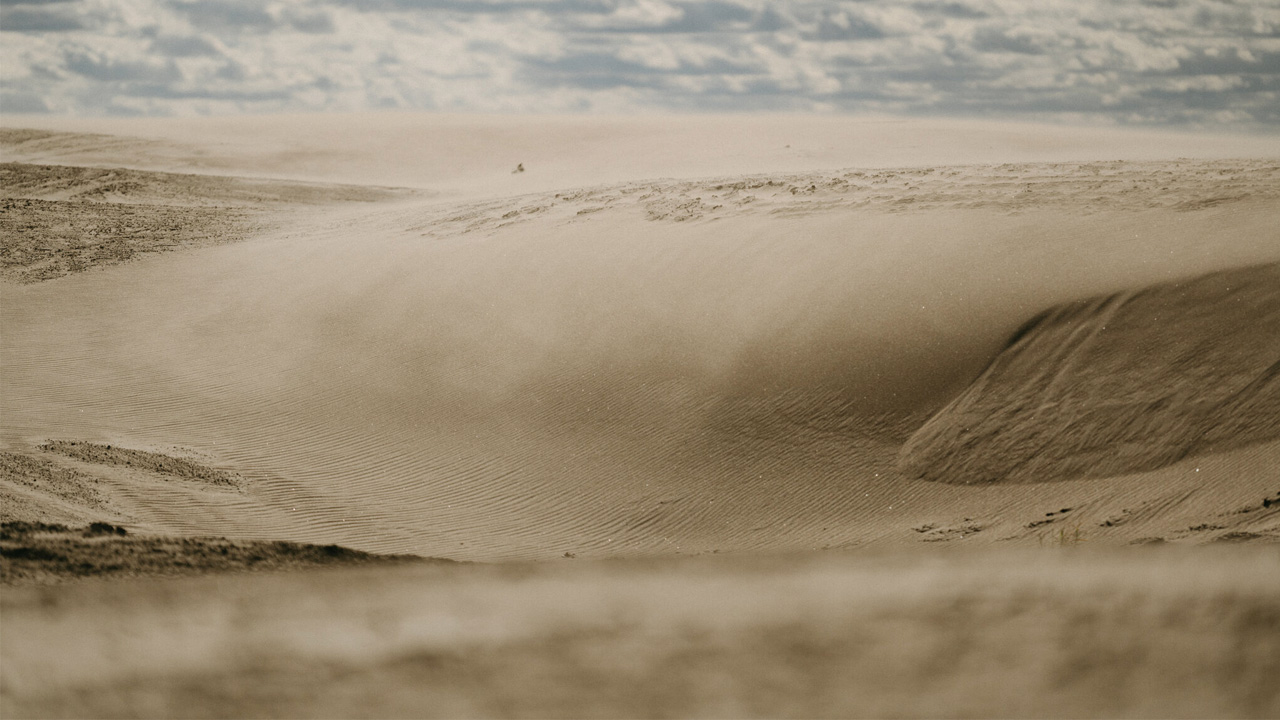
[900,263,1280,485]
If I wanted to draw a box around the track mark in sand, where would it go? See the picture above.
[1098,489,1198,530]
[1027,507,1076,529]
[1099,509,1133,528]
[1213,531,1270,543]
[912,517,985,542]
[41,441,240,488]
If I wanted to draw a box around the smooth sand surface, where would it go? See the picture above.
[2,114,1278,716]
[6,113,1280,195]
[4,548,1279,718]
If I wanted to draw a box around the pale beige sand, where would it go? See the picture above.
[3,131,1277,558]
[6,113,1279,195]
[2,115,1278,716]
[3,548,1278,718]
[902,262,1280,485]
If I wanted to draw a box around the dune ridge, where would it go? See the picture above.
[3,128,1279,560]
[899,263,1280,485]
[4,116,1280,719]
[6,116,1279,195]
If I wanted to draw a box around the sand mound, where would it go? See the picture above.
[900,263,1280,484]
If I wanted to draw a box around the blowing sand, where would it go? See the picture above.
[1,114,1278,717]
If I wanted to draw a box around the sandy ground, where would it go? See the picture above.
[1,114,1278,717]
[4,548,1279,718]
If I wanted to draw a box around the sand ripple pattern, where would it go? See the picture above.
[4,157,1280,559]
[900,263,1280,484]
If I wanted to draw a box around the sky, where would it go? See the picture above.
[1,0,1278,127]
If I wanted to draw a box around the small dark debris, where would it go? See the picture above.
[1,521,72,540]
[0,546,65,562]
[1187,524,1225,532]
[1,523,444,585]
[84,522,127,537]
[1214,531,1263,543]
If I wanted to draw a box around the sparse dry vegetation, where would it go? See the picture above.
[0,521,434,585]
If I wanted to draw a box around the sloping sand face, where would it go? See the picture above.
[901,263,1280,484]
[3,116,1280,718]
[3,135,1279,559]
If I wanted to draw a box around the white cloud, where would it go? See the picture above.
[0,0,1277,126]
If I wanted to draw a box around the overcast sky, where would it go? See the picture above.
[2,0,1278,127]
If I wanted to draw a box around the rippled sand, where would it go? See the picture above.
[2,115,1278,717]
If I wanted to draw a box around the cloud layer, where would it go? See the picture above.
[2,0,1278,126]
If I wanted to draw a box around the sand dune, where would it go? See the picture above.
[2,114,1279,718]
[901,262,1280,485]
[3,123,1278,561]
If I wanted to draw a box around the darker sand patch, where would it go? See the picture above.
[1,197,259,283]
[0,451,107,510]
[0,160,419,283]
[0,521,437,585]
[899,262,1280,484]
[41,441,238,487]
[0,162,416,207]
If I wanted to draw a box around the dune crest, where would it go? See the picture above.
[900,263,1280,484]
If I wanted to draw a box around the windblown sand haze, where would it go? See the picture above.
[2,114,1278,718]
